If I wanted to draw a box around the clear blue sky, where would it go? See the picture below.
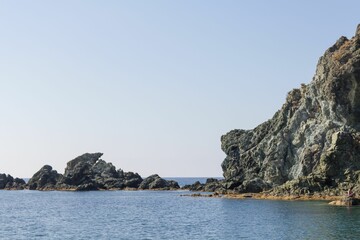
[0,1,359,178]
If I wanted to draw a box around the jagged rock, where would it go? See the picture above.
[183,178,225,192]
[27,153,170,191]
[138,174,180,190]
[58,152,104,187]
[57,152,126,190]
[221,24,360,195]
[183,181,204,191]
[118,170,143,188]
[0,173,26,190]
[28,165,62,190]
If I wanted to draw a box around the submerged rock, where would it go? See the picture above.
[329,197,360,206]
[220,24,360,196]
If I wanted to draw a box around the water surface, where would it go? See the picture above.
[1,187,360,239]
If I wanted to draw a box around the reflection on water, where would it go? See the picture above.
[1,190,360,239]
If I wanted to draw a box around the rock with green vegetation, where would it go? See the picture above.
[220,24,360,196]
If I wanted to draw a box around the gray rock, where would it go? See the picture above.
[220,24,360,196]
[121,171,143,188]
[28,153,146,191]
[0,173,26,190]
[183,181,204,191]
[28,165,62,190]
[139,174,180,190]
[182,178,225,192]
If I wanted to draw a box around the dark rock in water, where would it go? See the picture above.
[118,170,143,188]
[183,181,204,191]
[27,152,171,191]
[0,173,26,190]
[204,178,225,192]
[56,152,132,190]
[139,174,180,190]
[183,178,225,192]
[167,180,180,189]
[28,165,62,190]
[58,152,105,187]
[220,24,360,196]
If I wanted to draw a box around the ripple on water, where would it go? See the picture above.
[1,190,360,239]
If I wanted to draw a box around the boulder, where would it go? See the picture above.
[183,178,226,192]
[0,173,26,190]
[119,170,143,188]
[183,181,204,191]
[28,165,62,190]
[139,174,180,190]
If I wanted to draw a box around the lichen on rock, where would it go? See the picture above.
[220,24,360,196]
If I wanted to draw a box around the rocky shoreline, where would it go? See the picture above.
[181,178,358,204]
[214,24,360,200]
[3,25,360,205]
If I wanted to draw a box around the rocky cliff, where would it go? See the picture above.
[220,24,360,196]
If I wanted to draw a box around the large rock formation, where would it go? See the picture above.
[0,173,26,190]
[28,153,179,191]
[221,24,360,196]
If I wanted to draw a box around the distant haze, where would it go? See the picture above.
[0,1,359,178]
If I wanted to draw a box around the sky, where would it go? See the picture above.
[0,1,359,178]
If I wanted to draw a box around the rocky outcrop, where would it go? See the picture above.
[220,24,360,196]
[56,153,122,190]
[183,178,225,192]
[28,153,179,191]
[28,165,62,190]
[139,174,180,190]
[0,173,26,190]
[118,170,143,188]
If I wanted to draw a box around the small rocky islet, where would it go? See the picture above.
[3,25,360,206]
[1,152,180,191]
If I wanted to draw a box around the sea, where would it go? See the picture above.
[1,177,360,240]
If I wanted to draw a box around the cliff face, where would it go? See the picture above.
[221,24,360,195]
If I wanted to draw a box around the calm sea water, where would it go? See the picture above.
[1,178,360,239]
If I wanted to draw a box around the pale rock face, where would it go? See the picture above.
[221,25,360,195]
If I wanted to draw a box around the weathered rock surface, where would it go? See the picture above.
[28,153,179,191]
[220,24,360,196]
[0,173,26,190]
[329,197,360,206]
[56,153,122,190]
[139,174,180,190]
[28,165,62,190]
[183,178,225,192]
